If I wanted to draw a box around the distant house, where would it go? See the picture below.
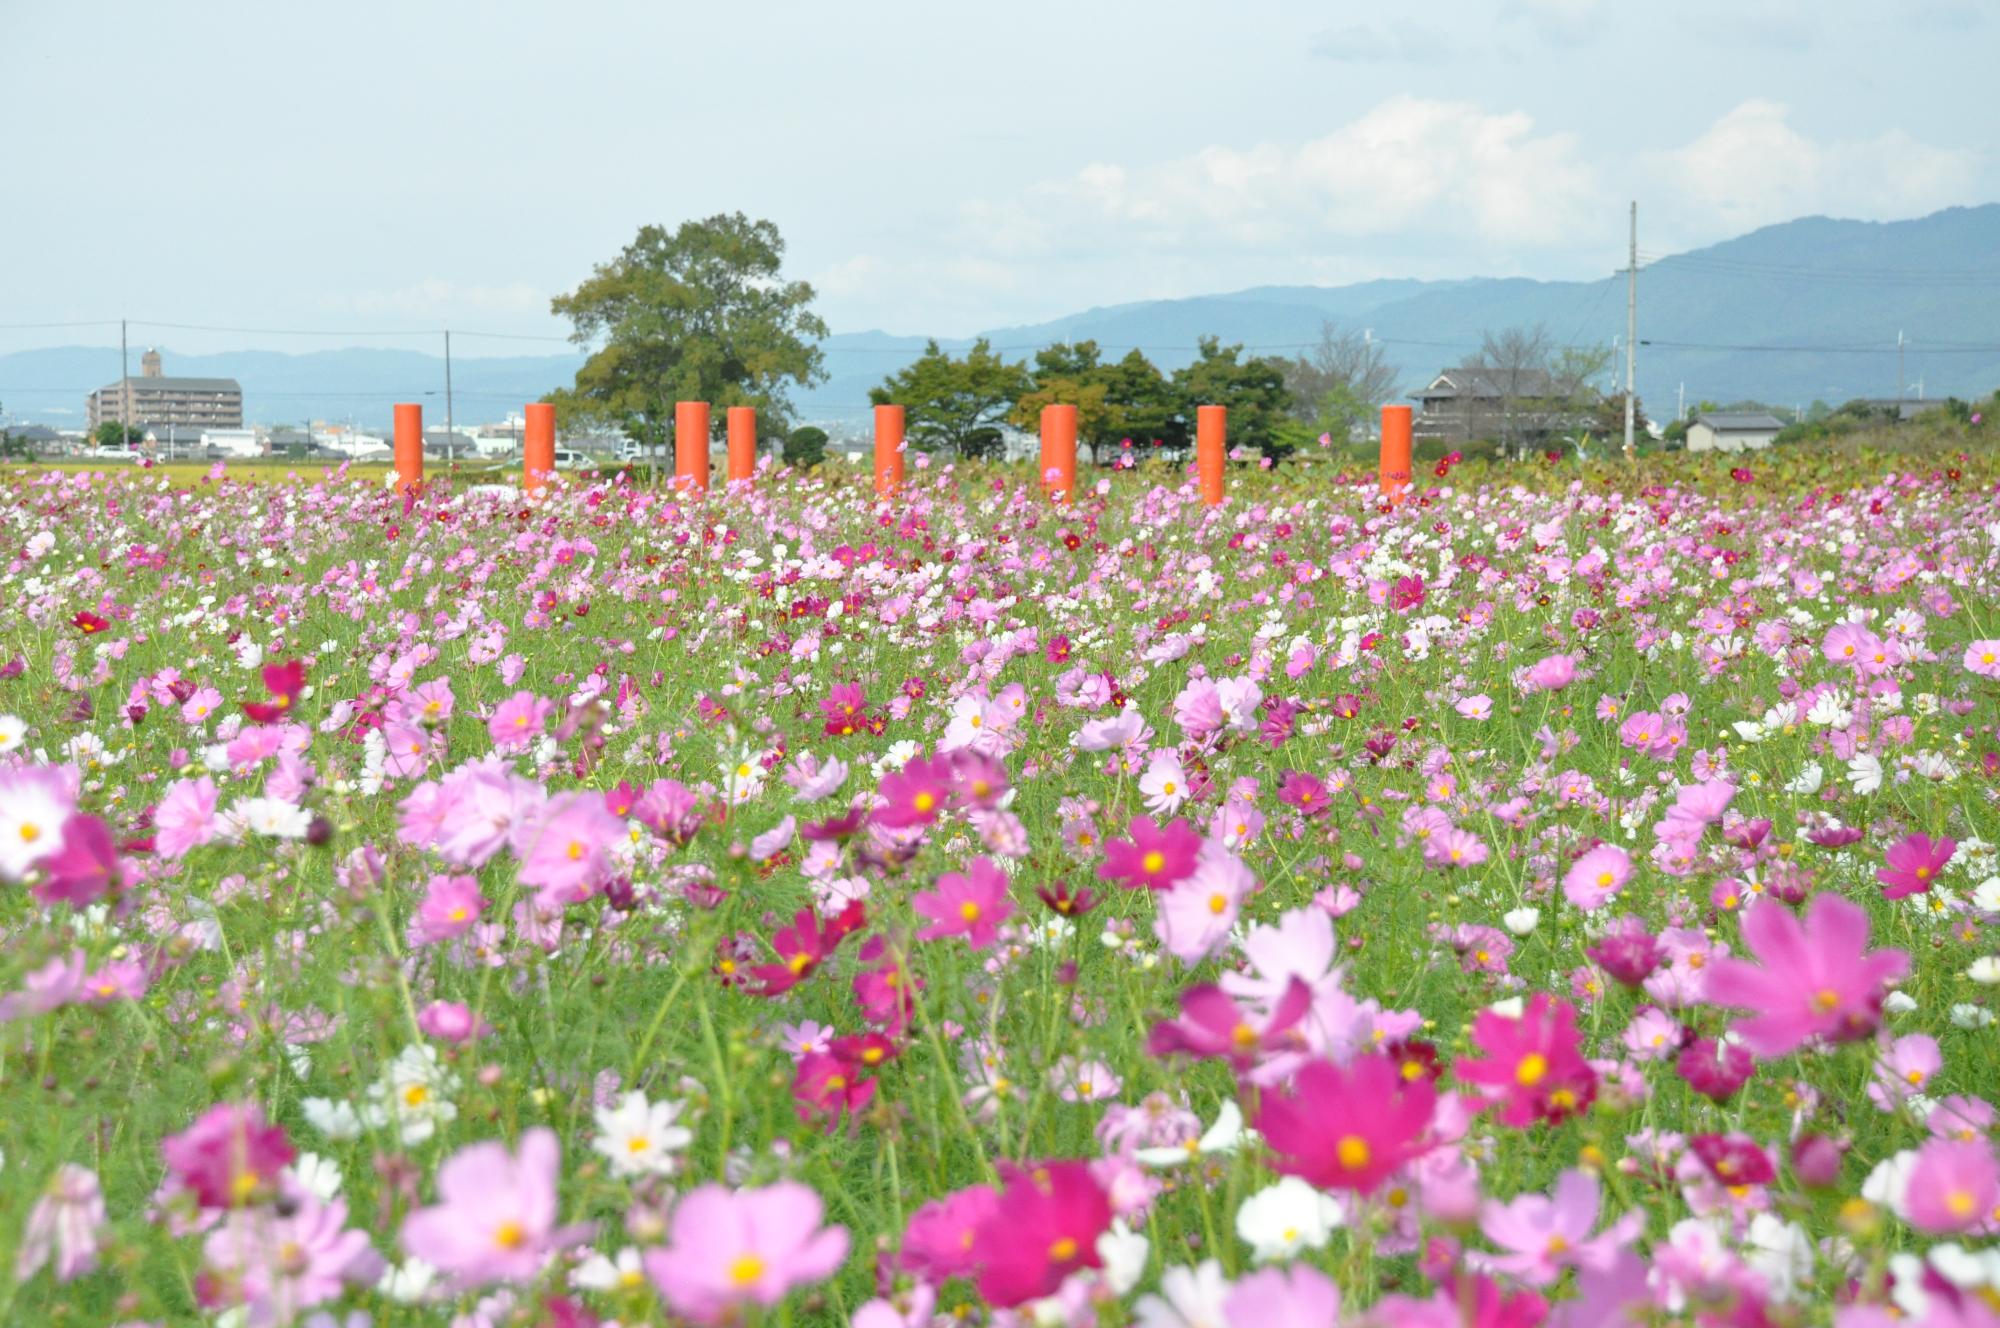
[1414,366,1585,445]
[1686,412,1785,453]
[1856,398,1946,422]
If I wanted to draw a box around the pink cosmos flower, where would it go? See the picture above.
[401,1128,568,1288]
[161,1103,296,1211]
[643,1181,849,1325]
[912,856,1014,949]
[969,1161,1111,1308]
[1903,1138,2000,1233]
[32,813,122,907]
[418,1000,494,1044]
[1702,893,1909,1056]
[201,1190,378,1324]
[1147,977,1313,1069]
[1155,841,1253,965]
[1563,844,1633,911]
[1225,1264,1343,1324]
[1523,654,1577,692]
[1876,833,1956,900]
[155,775,222,860]
[511,791,624,906]
[1868,1033,1942,1111]
[1277,770,1331,817]
[412,874,488,944]
[1255,1053,1438,1194]
[1424,827,1489,869]
[1457,994,1597,1127]
[487,690,553,750]
[1098,815,1204,891]
[873,754,953,829]
[1474,1169,1644,1286]
[0,949,87,1023]
[901,1185,999,1281]
[14,1164,104,1284]
[1965,639,2000,680]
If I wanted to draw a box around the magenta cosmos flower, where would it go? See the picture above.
[1475,1169,1643,1286]
[161,1103,296,1210]
[873,753,953,830]
[912,856,1015,949]
[1255,1052,1437,1194]
[1457,994,1597,1127]
[643,1181,849,1325]
[1876,833,1956,901]
[1702,894,1909,1056]
[1098,815,1203,891]
[401,1127,567,1287]
[968,1161,1112,1308]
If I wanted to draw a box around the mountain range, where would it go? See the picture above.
[6,205,1997,436]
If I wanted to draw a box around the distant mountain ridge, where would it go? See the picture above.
[6,205,1996,434]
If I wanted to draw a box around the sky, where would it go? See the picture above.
[3,0,1993,359]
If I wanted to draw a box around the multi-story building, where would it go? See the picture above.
[87,350,243,431]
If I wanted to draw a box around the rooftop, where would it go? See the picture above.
[1694,412,1787,430]
[96,375,242,394]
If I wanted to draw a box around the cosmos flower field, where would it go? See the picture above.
[5,447,2000,1327]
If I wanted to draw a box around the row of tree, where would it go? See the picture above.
[545,213,1627,463]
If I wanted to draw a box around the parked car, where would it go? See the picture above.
[617,442,672,464]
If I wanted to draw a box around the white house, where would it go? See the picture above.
[1686,412,1785,453]
[200,428,263,458]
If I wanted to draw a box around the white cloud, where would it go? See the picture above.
[1310,23,1445,62]
[960,96,1599,264]
[1656,100,1980,236]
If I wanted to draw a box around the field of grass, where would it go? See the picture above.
[1,443,1997,1326]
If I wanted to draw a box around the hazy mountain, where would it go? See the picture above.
[6,206,1995,435]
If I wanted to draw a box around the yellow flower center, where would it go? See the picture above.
[1516,1053,1549,1087]
[1207,893,1228,915]
[566,840,585,861]
[1142,851,1166,874]
[494,1220,525,1249]
[403,1083,429,1107]
[627,1136,650,1153]
[1232,1023,1258,1048]
[960,901,982,923]
[1337,1136,1372,1169]
[913,791,936,813]
[19,823,39,843]
[729,1253,766,1285]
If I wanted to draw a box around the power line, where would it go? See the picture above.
[1640,339,2000,354]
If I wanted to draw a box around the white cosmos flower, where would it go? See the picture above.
[1095,1221,1149,1296]
[301,1097,364,1141]
[1235,1177,1343,1263]
[223,797,312,840]
[1784,762,1824,795]
[1134,1260,1230,1328]
[591,1091,693,1178]
[0,715,26,753]
[0,775,69,881]
[1846,754,1885,796]
[1966,957,2000,985]
[1807,691,1853,729]
[1951,1004,1995,1029]
[1136,1101,1252,1169]
[290,1153,343,1201]
[573,1246,649,1293]
[1503,907,1541,937]
[362,1045,459,1145]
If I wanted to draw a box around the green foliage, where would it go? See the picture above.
[869,339,1029,458]
[782,426,828,468]
[551,213,828,448]
[93,421,140,447]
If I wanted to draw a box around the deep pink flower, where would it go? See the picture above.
[1277,770,1331,817]
[1586,917,1662,986]
[401,1127,567,1288]
[1457,995,1596,1127]
[1876,833,1956,900]
[912,857,1015,950]
[241,659,307,725]
[1255,1053,1438,1194]
[1147,977,1312,1068]
[750,901,866,996]
[969,1161,1111,1308]
[901,1186,998,1281]
[1702,893,1909,1055]
[1690,1133,1776,1188]
[873,754,953,829]
[412,874,488,944]
[644,1182,849,1325]
[31,814,122,907]
[1676,1036,1756,1101]
[792,1050,877,1127]
[1097,815,1203,891]
[161,1103,296,1210]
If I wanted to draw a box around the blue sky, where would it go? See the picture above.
[4,0,1991,356]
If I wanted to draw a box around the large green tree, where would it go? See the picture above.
[1008,342,1189,464]
[869,339,1029,459]
[1172,336,1295,461]
[549,214,827,449]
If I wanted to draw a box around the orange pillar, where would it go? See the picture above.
[1040,403,1078,502]
[874,404,905,498]
[1196,405,1226,507]
[674,401,710,495]
[1380,404,1414,504]
[392,403,423,491]
[523,402,556,498]
[726,406,757,487]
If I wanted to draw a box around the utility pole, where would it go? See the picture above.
[1897,330,1906,405]
[444,328,457,478]
[1677,381,1685,422]
[1624,201,1637,462]
[120,318,130,446]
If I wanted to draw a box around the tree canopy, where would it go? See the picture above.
[869,339,1029,459]
[549,214,827,447]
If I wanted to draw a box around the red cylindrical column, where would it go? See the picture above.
[392,403,423,491]
[674,401,711,495]
[523,402,556,498]
[1380,404,1414,505]
[873,404,904,498]
[1196,405,1226,507]
[1040,403,1078,502]
[726,406,757,487]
